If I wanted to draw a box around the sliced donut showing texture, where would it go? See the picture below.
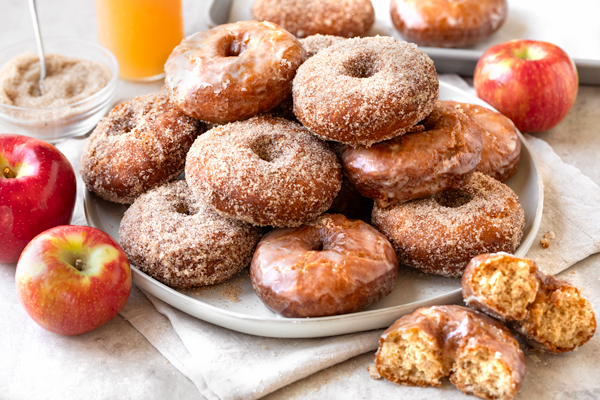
[376,305,525,400]
[462,253,597,353]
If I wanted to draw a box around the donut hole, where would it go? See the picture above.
[174,202,193,216]
[341,54,378,79]
[434,190,473,208]
[250,136,283,162]
[219,34,248,57]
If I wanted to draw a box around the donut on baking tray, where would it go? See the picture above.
[390,0,508,48]
[443,101,521,182]
[252,0,374,38]
[185,115,342,227]
[462,252,597,353]
[165,20,306,124]
[375,305,525,400]
[293,36,439,147]
[372,172,524,278]
[80,92,203,204]
[341,102,483,207]
[250,213,399,318]
[119,180,263,289]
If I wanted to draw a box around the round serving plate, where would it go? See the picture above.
[84,80,543,338]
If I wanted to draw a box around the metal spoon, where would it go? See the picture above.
[28,0,46,96]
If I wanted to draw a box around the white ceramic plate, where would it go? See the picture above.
[84,80,543,338]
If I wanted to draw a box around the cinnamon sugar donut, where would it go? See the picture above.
[299,34,345,58]
[293,36,439,147]
[372,172,524,277]
[185,116,342,227]
[443,101,521,182]
[376,305,525,400]
[390,0,508,48]
[250,214,398,317]
[341,102,483,207]
[165,21,306,124]
[462,253,596,353]
[252,0,375,38]
[119,180,262,289]
[80,92,203,204]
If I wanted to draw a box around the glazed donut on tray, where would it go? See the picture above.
[185,115,342,227]
[462,253,597,353]
[293,36,439,147]
[250,213,399,318]
[375,305,525,400]
[252,0,375,38]
[119,180,263,289]
[390,0,508,48]
[341,102,483,207]
[372,172,524,278]
[80,92,203,204]
[442,101,521,182]
[299,34,346,58]
[165,20,306,124]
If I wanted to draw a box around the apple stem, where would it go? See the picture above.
[2,166,15,179]
[74,259,84,271]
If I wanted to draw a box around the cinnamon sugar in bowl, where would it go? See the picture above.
[0,38,118,142]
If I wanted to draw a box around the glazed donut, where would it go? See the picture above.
[299,34,346,58]
[443,101,521,182]
[462,253,597,353]
[375,305,524,400]
[119,180,263,289]
[341,102,483,207]
[80,92,203,204]
[390,0,508,48]
[185,115,342,227]
[251,0,374,38]
[293,36,439,147]
[372,172,524,277]
[250,213,398,317]
[165,21,306,124]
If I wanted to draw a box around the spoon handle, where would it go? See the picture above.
[28,0,46,83]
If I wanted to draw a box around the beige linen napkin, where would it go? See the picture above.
[120,76,600,400]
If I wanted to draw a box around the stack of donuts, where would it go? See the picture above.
[79,20,526,314]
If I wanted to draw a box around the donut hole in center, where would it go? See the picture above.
[174,202,193,216]
[434,190,473,208]
[250,136,283,163]
[342,53,378,79]
[219,34,247,57]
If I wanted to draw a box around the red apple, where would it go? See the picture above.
[474,39,578,133]
[0,134,77,263]
[15,225,132,336]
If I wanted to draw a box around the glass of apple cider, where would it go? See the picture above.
[94,0,184,81]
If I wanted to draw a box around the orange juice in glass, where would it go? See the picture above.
[94,0,184,81]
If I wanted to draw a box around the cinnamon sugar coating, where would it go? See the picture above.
[341,102,483,208]
[376,305,525,400]
[299,34,346,58]
[185,116,342,227]
[165,21,306,124]
[250,214,399,317]
[80,92,203,204]
[390,0,508,48]
[463,253,597,353]
[119,180,262,289]
[443,101,521,182]
[372,172,524,277]
[293,36,439,147]
[252,0,374,38]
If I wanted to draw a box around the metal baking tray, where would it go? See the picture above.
[205,0,600,85]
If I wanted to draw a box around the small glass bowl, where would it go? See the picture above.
[0,37,118,143]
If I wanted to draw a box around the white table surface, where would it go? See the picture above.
[1,1,599,399]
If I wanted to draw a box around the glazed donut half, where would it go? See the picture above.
[165,21,306,124]
[376,305,525,400]
[293,36,439,147]
[463,253,597,353]
[372,172,524,277]
[185,116,342,227]
[250,214,399,317]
